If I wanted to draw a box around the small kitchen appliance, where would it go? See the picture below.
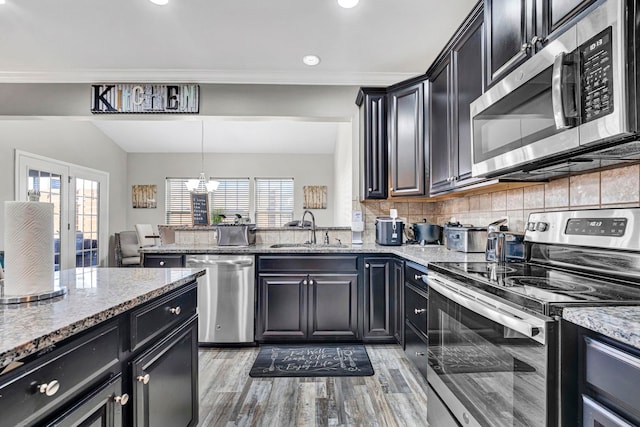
[216,223,256,246]
[485,231,527,262]
[375,217,404,246]
[426,208,640,427]
[351,211,364,245]
[409,219,442,245]
[443,223,488,252]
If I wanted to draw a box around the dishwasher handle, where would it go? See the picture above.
[186,258,253,267]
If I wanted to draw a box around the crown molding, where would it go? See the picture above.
[0,69,419,86]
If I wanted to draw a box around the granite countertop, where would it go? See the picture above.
[563,306,640,350]
[0,267,205,370]
[140,243,487,265]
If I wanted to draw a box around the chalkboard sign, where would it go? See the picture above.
[190,192,209,226]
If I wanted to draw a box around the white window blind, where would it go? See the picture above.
[255,178,294,227]
[165,178,250,225]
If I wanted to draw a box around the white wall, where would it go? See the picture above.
[126,152,336,228]
[0,120,128,251]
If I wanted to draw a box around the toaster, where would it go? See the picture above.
[216,224,256,246]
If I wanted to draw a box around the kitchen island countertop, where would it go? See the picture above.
[0,267,205,370]
[140,242,487,266]
[564,306,640,350]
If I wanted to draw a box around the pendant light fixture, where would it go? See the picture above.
[185,121,219,193]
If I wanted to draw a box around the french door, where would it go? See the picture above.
[15,151,109,271]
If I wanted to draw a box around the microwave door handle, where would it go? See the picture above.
[552,52,572,129]
[428,276,547,345]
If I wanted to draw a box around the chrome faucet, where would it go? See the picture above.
[301,210,317,245]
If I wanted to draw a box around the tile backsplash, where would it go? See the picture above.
[357,164,640,243]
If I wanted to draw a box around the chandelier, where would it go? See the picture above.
[185,121,219,192]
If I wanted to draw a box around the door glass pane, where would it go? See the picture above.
[28,169,61,271]
[75,178,99,267]
[473,66,560,163]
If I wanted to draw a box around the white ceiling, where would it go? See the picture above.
[0,0,478,153]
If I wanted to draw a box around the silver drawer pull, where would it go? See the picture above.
[303,280,308,285]
[169,306,181,315]
[38,380,60,397]
[415,352,425,357]
[159,261,165,266]
[414,308,426,315]
[137,374,150,384]
[114,393,129,406]
[414,274,423,280]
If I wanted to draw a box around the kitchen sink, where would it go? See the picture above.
[269,243,346,249]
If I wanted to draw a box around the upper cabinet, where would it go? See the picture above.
[388,78,427,197]
[485,0,596,87]
[429,4,485,195]
[357,88,388,200]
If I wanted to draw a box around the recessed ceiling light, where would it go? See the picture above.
[149,0,169,5]
[0,0,6,5]
[302,55,321,66]
[338,0,359,8]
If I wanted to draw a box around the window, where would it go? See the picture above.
[165,178,250,225]
[255,178,294,227]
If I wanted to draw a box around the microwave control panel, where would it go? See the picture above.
[580,26,613,123]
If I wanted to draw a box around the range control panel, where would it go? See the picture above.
[565,217,627,236]
[581,26,614,122]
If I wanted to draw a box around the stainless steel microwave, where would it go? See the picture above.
[470,0,640,179]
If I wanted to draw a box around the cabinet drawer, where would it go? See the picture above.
[0,322,120,427]
[405,262,427,291]
[130,282,197,352]
[143,254,184,268]
[585,337,640,416]
[405,284,427,336]
[258,255,358,273]
[404,321,428,380]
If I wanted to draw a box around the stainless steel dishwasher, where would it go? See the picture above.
[185,254,255,344]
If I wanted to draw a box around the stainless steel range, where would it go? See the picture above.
[426,208,640,427]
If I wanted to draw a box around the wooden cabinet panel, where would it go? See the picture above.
[429,58,453,194]
[133,318,199,427]
[357,88,388,199]
[388,80,426,197]
[393,260,404,347]
[549,0,593,32]
[257,275,307,339]
[309,274,358,339]
[363,257,398,342]
[143,254,184,268]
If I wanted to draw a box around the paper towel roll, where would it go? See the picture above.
[4,201,54,296]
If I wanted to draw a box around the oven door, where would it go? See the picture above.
[427,272,557,427]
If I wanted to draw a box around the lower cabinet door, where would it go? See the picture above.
[362,258,396,342]
[308,273,358,340]
[132,318,198,427]
[45,375,126,427]
[404,320,428,380]
[257,275,308,340]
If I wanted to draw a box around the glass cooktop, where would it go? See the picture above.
[429,262,640,315]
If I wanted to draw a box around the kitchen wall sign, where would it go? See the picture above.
[91,83,199,113]
[303,185,327,209]
[132,185,157,208]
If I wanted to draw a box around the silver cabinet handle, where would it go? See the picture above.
[414,274,423,280]
[169,306,181,315]
[368,187,373,192]
[38,380,60,397]
[303,280,308,285]
[415,352,425,357]
[159,261,165,266]
[414,308,426,315]
[114,393,129,406]
[309,279,314,285]
[365,263,370,268]
[137,374,150,384]
[531,35,545,47]
[520,42,531,52]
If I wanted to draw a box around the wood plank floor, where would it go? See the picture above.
[198,344,429,426]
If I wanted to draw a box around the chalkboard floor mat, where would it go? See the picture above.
[249,344,374,377]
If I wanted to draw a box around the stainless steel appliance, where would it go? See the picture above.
[375,217,404,246]
[185,254,255,344]
[443,224,487,252]
[470,0,640,180]
[427,208,640,426]
[216,224,256,246]
[409,219,442,245]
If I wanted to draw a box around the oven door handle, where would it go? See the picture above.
[429,276,548,345]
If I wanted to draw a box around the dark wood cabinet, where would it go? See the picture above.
[357,88,388,199]
[142,253,185,268]
[486,0,595,86]
[45,376,125,427]
[393,260,404,347]
[362,257,401,343]
[132,318,199,427]
[429,5,485,195]
[256,255,359,342]
[403,262,429,380]
[388,78,426,197]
